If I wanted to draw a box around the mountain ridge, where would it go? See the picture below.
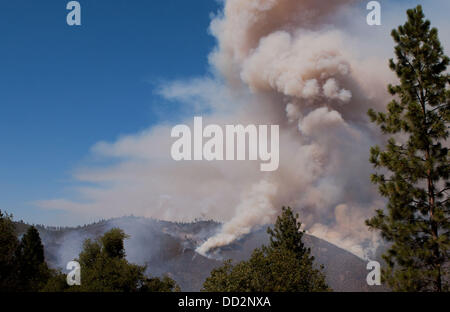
[14,216,386,292]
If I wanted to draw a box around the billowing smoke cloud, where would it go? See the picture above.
[36,0,449,259]
[196,0,389,258]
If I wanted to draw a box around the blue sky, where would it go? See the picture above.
[0,0,219,224]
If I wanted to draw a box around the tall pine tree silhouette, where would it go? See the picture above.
[367,5,449,291]
[17,226,49,291]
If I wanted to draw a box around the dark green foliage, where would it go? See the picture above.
[367,5,449,291]
[76,232,146,292]
[141,276,181,292]
[0,213,181,292]
[100,228,128,259]
[0,210,20,291]
[202,207,329,292]
[16,226,50,291]
[268,206,312,264]
[41,270,71,292]
[0,212,52,292]
[47,228,180,292]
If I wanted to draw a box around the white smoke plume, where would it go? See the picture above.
[196,180,278,255]
[196,0,388,258]
[36,0,450,259]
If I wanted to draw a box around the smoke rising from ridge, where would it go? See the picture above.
[36,0,450,259]
[198,0,388,257]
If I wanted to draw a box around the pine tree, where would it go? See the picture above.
[16,226,50,291]
[202,207,329,292]
[0,210,20,291]
[367,5,449,291]
[265,206,328,291]
[267,206,313,266]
